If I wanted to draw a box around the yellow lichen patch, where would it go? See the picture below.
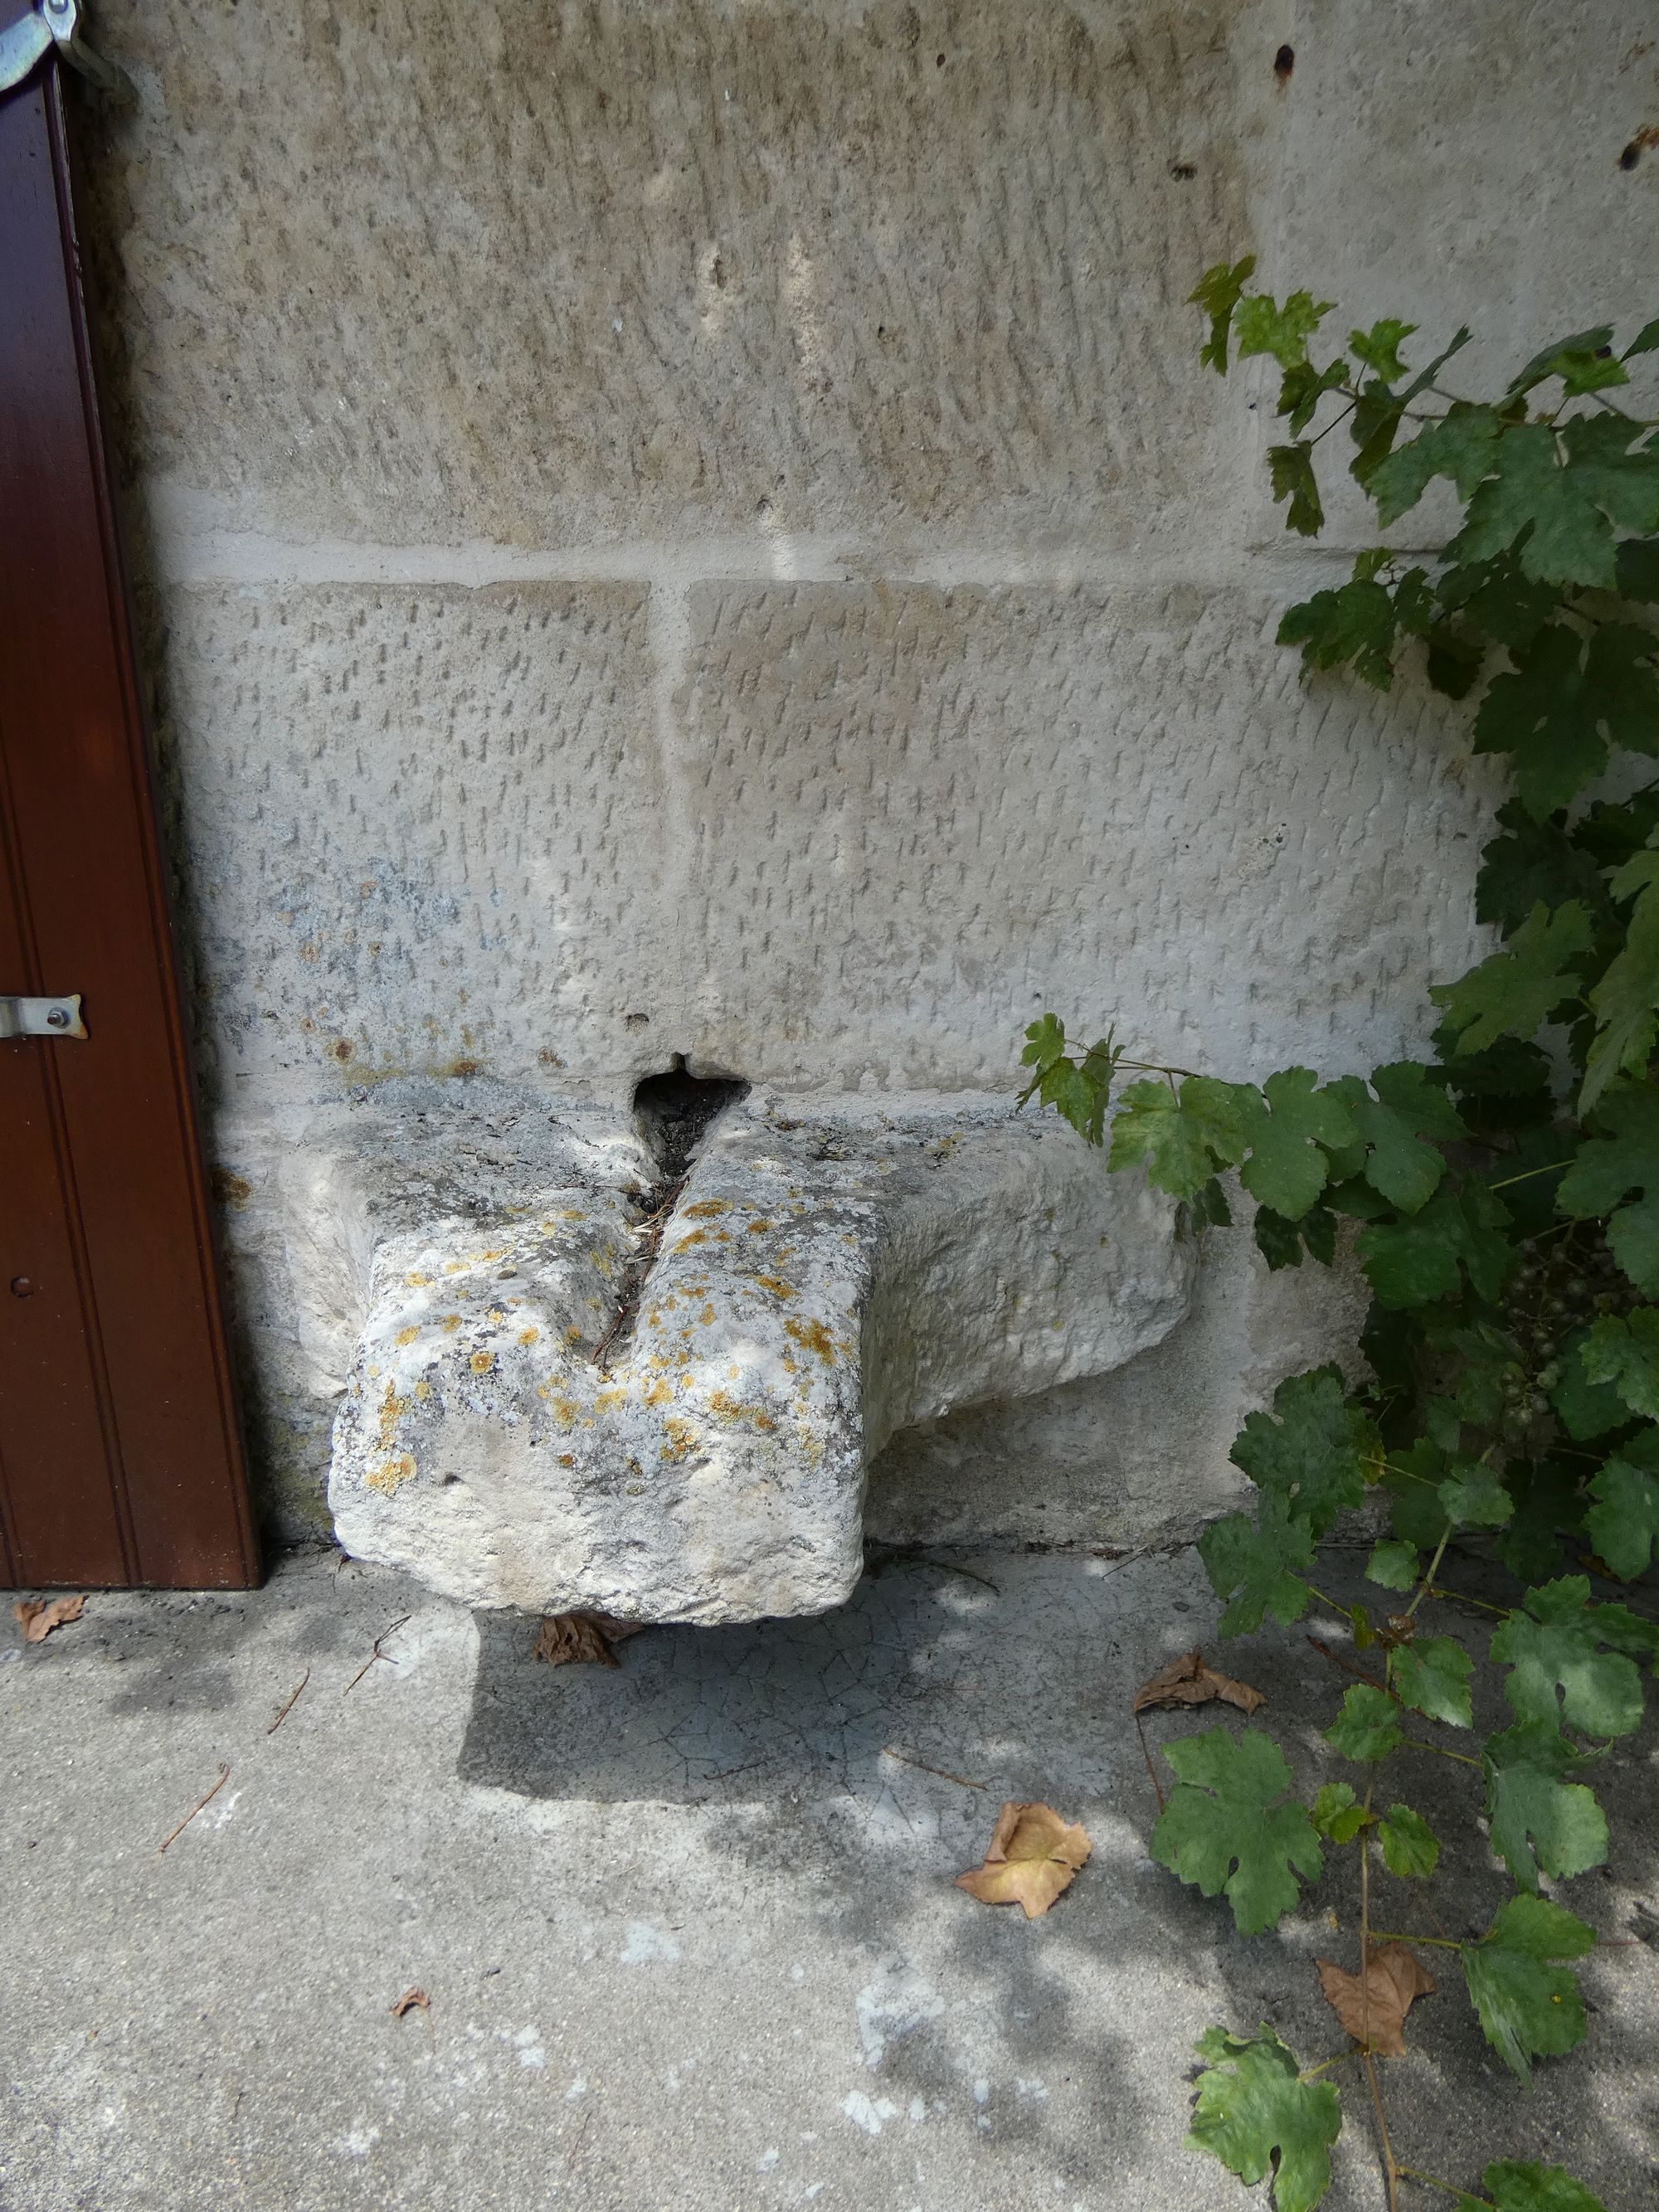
[708,1390,776,1434]
[486,1306,508,1325]
[683,1199,729,1219]
[406,1269,433,1287]
[440,1314,464,1334]
[548,1396,580,1428]
[566,1325,585,1344]
[376,1380,411,1451]
[518,1325,541,1347]
[754,1274,795,1300]
[700,1303,717,1326]
[367,1454,417,1496]
[415,1380,433,1401]
[746,1218,774,1234]
[662,1415,698,1461]
[785,1316,837,1363]
[395,1325,421,1347]
[643,1378,673,1407]
[557,1452,575,1467]
[470,1350,494,1373]
[443,1260,467,1275]
[595,1386,627,1414]
[672,1229,709,1252]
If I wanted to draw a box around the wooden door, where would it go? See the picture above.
[0,39,258,1588]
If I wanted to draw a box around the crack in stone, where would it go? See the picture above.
[592,1061,750,1374]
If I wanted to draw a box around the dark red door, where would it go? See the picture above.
[0,38,258,1588]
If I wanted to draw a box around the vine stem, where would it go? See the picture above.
[1485,1158,1573,1191]
[1404,1739,1481,1768]
[1369,1930,1464,1951]
[1398,2169,1486,2202]
[1359,1784,1402,2212]
[1404,1521,1454,1621]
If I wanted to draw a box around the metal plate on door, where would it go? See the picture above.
[0,992,85,1038]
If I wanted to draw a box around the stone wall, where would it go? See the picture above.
[74,0,1659,1543]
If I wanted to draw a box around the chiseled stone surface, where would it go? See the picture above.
[149,580,1492,1116]
[144,582,664,1106]
[85,0,1249,551]
[307,1087,1192,1619]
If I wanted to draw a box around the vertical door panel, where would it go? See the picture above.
[0,43,258,1588]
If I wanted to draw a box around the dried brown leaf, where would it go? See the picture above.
[1315,1943,1437,2057]
[389,1986,431,2019]
[13,1595,85,1645]
[532,1611,645,1668]
[955,1801,1092,1920]
[1132,1646,1265,1717]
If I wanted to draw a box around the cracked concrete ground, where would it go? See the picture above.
[1,1544,1653,2211]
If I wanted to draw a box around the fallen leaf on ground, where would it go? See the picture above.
[955,1801,1092,1919]
[532,1611,646,1668]
[1315,1943,1436,2056]
[389,1986,431,2019]
[13,1596,85,1644]
[1133,1646,1265,1717]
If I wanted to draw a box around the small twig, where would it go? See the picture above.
[1306,1635,1389,1694]
[882,1746,987,1791]
[343,1614,411,1695]
[266,1669,310,1735]
[1135,1712,1167,1815]
[158,1762,231,1855]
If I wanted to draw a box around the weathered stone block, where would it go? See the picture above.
[85,0,1250,550]
[674,581,1496,1089]
[146,583,661,1104]
[278,1086,1192,1620]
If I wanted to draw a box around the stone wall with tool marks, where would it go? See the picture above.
[70,0,1659,1542]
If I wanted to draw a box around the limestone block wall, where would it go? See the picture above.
[71,0,1659,1541]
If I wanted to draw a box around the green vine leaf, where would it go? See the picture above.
[1438,1461,1515,1529]
[1107,1075,1253,1200]
[1198,1499,1316,1636]
[1391,1636,1475,1727]
[1490,1575,1648,1738]
[1429,901,1594,1053]
[1151,1730,1323,1936]
[1475,800,1608,938]
[1237,1069,1360,1220]
[1229,1367,1379,1536]
[1581,1305,1659,1417]
[1185,2025,1341,2212]
[1377,1801,1439,1879]
[1583,873,1659,1111]
[1365,1539,1418,1591]
[1508,322,1622,397]
[1348,318,1418,383]
[1324,1683,1404,1762]
[1190,255,1258,372]
[1548,1330,1631,1441]
[1370,402,1502,528]
[1235,289,1335,372]
[1449,419,1659,589]
[1268,443,1325,536]
[1460,1894,1595,2081]
[1326,1062,1466,1214]
[1277,579,1398,688]
[1482,1721,1608,1889]
[1476,621,1659,822]
[1584,1441,1659,1578]
[1458,2161,1609,2212]
[1356,1179,1513,1308]
[1253,1202,1339,1271]
[1556,1081,1659,1293]
[1310,1781,1370,1843]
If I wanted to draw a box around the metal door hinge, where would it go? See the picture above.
[0,0,131,101]
[0,993,86,1038]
